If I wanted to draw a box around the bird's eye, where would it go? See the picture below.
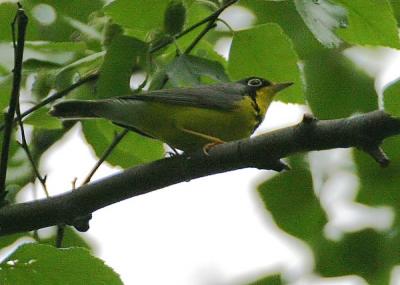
[247,78,263,87]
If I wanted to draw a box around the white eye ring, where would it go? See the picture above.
[247,78,262,87]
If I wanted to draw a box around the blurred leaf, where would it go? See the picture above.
[334,0,400,48]
[354,137,400,209]
[174,1,212,48]
[0,75,12,113]
[4,184,22,204]
[247,274,283,285]
[192,40,228,67]
[315,229,398,284]
[0,243,123,285]
[258,155,326,245]
[294,0,346,48]
[25,41,87,53]
[383,79,400,117]
[63,16,102,41]
[228,23,304,103]
[304,49,377,119]
[0,233,29,250]
[0,3,15,42]
[23,59,61,71]
[349,136,400,283]
[104,0,170,40]
[389,0,400,24]
[96,35,148,99]
[0,1,103,42]
[103,22,123,48]
[24,108,62,130]
[166,54,229,87]
[239,0,324,60]
[31,71,55,99]
[82,120,164,169]
[164,0,187,36]
[41,227,92,250]
[55,51,104,90]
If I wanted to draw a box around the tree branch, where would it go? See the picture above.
[0,111,398,235]
[0,5,28,200]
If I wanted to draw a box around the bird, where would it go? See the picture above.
[50,77,293,153]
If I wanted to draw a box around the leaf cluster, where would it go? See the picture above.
[0,0,400,284]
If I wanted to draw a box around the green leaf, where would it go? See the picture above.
[104,0,171,40]
[0,75,12,113]
[0,233,29,250]
[304,49,377,119]
[54,51,104,90]
[247,274,283,285]
[315,229,398,285]
[239,0,324,60]
[0,1,103,42]
[25,41,87,53]
[334,0,400,48]
[354,137,400,209]
[294,0,347,48]
[23,59,62,71]
[258,155,327,245]
[96,35,148,99]
[349,137,400,283]
[383,79,400,116]
[82,120,164,168]
[0,243,122,285]
[24,108,63,130]
[389,0,400,24]
[166,54,230,87]
[31,71,55,99]
[164,0,187,35]
[228,23,304,103]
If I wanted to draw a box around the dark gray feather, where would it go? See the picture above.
[116,82,247,111]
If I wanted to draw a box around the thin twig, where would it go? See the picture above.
[81,129,129,185]
[184,22,217,54]
[184,0,231,54]
[149,0,239,53]
[0,4,28,200]
[15,101,49,197]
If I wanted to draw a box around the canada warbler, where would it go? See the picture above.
[50,77,292,152]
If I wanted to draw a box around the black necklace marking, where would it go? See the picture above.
[247,89,263,132]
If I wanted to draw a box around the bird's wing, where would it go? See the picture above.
[116,83,246,111]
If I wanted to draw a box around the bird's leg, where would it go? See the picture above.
[180,127,225,155]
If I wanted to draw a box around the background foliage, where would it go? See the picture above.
[0,0,399,284]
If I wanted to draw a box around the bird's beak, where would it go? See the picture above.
[271,82,293,92]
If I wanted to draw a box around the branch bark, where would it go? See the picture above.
[0,110,399,236]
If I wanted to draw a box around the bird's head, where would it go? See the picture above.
[239,77,293,99]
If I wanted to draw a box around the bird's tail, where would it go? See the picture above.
[50,100,101,119]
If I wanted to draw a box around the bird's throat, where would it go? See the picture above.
[255,88,274,118]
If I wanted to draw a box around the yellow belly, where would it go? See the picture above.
[103,97,260,152]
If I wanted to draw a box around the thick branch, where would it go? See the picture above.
[0,111,399,235]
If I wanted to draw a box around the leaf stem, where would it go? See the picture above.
[15,101,49,197]
[81,129,129,185]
